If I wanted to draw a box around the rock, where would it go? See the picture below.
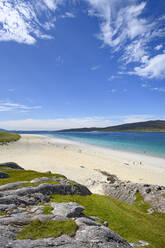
[76,217,101,227]
[0,204,16,211]
[75,224,131,248]
[6,183,91,197]
[102,172,165,213]
[0,162,24,170]
[30,177,55,183]
[145,188,151,194]
[0,182,29,191]
[51,202,85,217]
[0,171,10,178]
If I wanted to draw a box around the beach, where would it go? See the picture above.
[0,134,165,194]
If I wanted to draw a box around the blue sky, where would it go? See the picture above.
[0,0,165,130]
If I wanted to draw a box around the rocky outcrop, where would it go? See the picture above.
[0,163,132,248]
[100,170,165,213]
[0,162,24,170]
[0,202,132,248]
[0,172,10,178]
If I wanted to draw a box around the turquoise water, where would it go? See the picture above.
[20,131,165,158]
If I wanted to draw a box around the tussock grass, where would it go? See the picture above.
[0,131,20,144]
[16,219,78,240]
[50,194,165,248]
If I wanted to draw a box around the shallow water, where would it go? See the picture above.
[20,131,165,158]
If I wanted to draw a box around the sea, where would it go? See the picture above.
[19,131,165,158]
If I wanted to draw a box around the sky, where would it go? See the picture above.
[0,0,165,130]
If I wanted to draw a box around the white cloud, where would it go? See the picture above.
[108,75,120,81]
[86,0,165,79]
[0,101,41,112]
[132,53,165,79]
[123,114,156,124]
[154,44,163,51]
[0,117,119,130]
[0,115,163,130]
[0,0,64,44]
[61,12,75,18]
[111,89,117,93]
[91,65,101,71]
[151,87,165,93]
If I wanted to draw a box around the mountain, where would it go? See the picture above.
[57,120,165,132]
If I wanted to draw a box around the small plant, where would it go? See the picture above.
[16,219,78,240]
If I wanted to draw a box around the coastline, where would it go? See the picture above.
[0,134,165,194]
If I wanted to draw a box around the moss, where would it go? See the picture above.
[134,192,152,213]
[43,205,54,215]
[0,212,7,216]
[50,194,165,248]
[0,170,66,186]
[39,203,53,215]
[0,131,20,144]
[16,219,78,240]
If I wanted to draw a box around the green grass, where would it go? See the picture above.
[43,204,54,215]
[50,194,165,248]
[0,131,20,144]
[0,169,66,186]
[0,212,7,216]
[134,192,152,213]
[16,219,78,240]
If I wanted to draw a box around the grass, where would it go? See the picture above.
[0,169,66,187]
[43,204,54,215]
[0,212,7,216]
[16,219,78,240]
[0,131,20,144]
[50,194,165,248]
[134,192,152,213]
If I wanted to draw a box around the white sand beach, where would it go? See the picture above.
[0,134,165,194]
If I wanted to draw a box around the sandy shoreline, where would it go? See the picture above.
[0,134,165,193]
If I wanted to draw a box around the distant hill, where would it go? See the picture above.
[57,120,165,133]
[0,128,7,132]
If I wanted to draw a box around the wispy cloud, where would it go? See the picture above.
[56,55,64,65]
[91,65,101,71]
[110,89,117,93]
[0,101,41,112]
[61,12,75,18]
[108,75,120,81]
[154,44,163,51]
[0,115,163,130]
[0,0,64,44]
[132,53,165,79]
[86,0,165,79]
[151,87,165,93]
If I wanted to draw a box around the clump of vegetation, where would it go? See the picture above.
[134,192,151,213]
[50,194,165,248]
[0,212,7,216]
[0,169,66,186]
[16,219,78,240]
[0,131,20,144]
[39,202,53,215]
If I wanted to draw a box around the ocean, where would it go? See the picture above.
[20,131,165,158]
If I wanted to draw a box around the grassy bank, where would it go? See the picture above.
[0,131,20,144]
[50,194,165,248]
